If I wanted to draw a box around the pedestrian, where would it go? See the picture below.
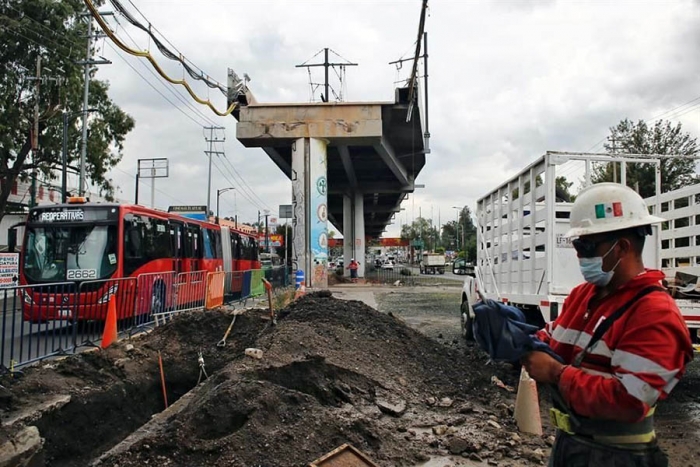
[521,183,693,467]
[347,258,360,283]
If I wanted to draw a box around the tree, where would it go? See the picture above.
[274,224,291,264]
[555,176,575,202]
[0,0,134,222]
[401,217,439,246]
[592,119,698,198]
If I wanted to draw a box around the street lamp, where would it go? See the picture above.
[216,187,235,223]
[63,108,98,202]
[452,206,461,252]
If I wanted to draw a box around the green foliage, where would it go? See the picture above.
[555,176,575,202]
[439,206,476,261]
[401,216,440,251]
[592,119,698,198]
[0,0,134,218]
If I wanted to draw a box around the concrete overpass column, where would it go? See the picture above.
[291,137,329,288]
[342,194,353,278]
[353,193,365,277]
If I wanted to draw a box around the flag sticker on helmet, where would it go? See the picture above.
[595,202,623,219]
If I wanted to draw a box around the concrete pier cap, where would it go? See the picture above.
[236,86,427,287]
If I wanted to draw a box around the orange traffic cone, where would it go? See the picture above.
[101,295,118,349]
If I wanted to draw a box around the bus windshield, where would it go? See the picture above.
[23,225,118,283]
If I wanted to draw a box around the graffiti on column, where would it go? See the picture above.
[309,139,328,287]
[291,141,306,277]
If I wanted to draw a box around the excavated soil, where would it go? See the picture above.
[0,292,552,467]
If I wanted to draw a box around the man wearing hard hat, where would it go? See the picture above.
[522,183,693,467]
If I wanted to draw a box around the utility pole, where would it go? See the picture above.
[25,56,65,206]
[78,10,112,196]
[31,56,41,208]
[264,209,270,254]
[203,126,225,215]
[608,135,619,183]
[295,48,357,103]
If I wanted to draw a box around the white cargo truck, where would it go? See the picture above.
[459,151,699,341]
[420,252,446,274]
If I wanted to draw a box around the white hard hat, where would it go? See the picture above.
[565,182,666,238]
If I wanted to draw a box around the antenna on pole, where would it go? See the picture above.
[296,48,357,102]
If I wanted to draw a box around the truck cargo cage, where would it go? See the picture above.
[474,151,665,326]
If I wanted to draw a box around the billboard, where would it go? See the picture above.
[168,205,208,221]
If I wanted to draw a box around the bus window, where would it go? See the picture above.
[231,233,240,259]
[202,228,214,259]
[185,224,200,259]
[212,230,222,259]
[249,238,259,260]
[124,215,173,275]
[240,236,250,259]
[169,221,184,258]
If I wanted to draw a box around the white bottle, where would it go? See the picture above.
[245,348,263,359]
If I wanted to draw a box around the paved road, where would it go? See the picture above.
[399,264,467,282]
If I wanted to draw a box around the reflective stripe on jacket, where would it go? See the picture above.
[537,270,693,424]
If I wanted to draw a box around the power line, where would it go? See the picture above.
[109,15,220,127]
[215,139,272,211]
[105,42,209,128]
[2,6,84,55]
[210,157,264,212]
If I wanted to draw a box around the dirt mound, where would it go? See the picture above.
[1,293,547,467]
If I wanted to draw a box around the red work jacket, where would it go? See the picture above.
[537,270,693,423]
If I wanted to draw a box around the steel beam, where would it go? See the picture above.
[338,145,358,190]
[374,136,409,186]
[329,182,414,194]
[263,147,291,177]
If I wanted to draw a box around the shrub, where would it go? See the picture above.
[400,268,412,276]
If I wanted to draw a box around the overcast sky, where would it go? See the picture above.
[89,0,700,237]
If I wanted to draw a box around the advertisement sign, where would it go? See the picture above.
[168,205,208,221]
[0,253,19,289]
[258,234,284,247]
[379,238,409,247]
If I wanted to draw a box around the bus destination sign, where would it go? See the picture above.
[39,209,85,222]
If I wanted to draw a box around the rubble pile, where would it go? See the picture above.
[0,292,551,467]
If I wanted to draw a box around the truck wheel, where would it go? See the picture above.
[439,269,445,274]
[460,301,474,341]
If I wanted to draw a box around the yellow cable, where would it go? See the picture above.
[83,0,237,117]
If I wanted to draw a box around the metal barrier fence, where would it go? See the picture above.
[135,272,176,330]
[0,267,292,372]
[75,277,138,350]
[1,282,76,372]
[365,266,463,287]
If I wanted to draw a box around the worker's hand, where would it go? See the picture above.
[521,351,565,384]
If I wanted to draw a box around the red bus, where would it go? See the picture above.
[16,198,260,323]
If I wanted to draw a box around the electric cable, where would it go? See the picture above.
[110,0,227,94]
[216,139,273,211]
[109,16,221,127]
[105,42,210,128]
[83,0,237,117]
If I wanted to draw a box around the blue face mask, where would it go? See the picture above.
[578,241,620,287]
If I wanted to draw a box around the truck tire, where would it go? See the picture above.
[460,300,475,341]
[438,268,445,274]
